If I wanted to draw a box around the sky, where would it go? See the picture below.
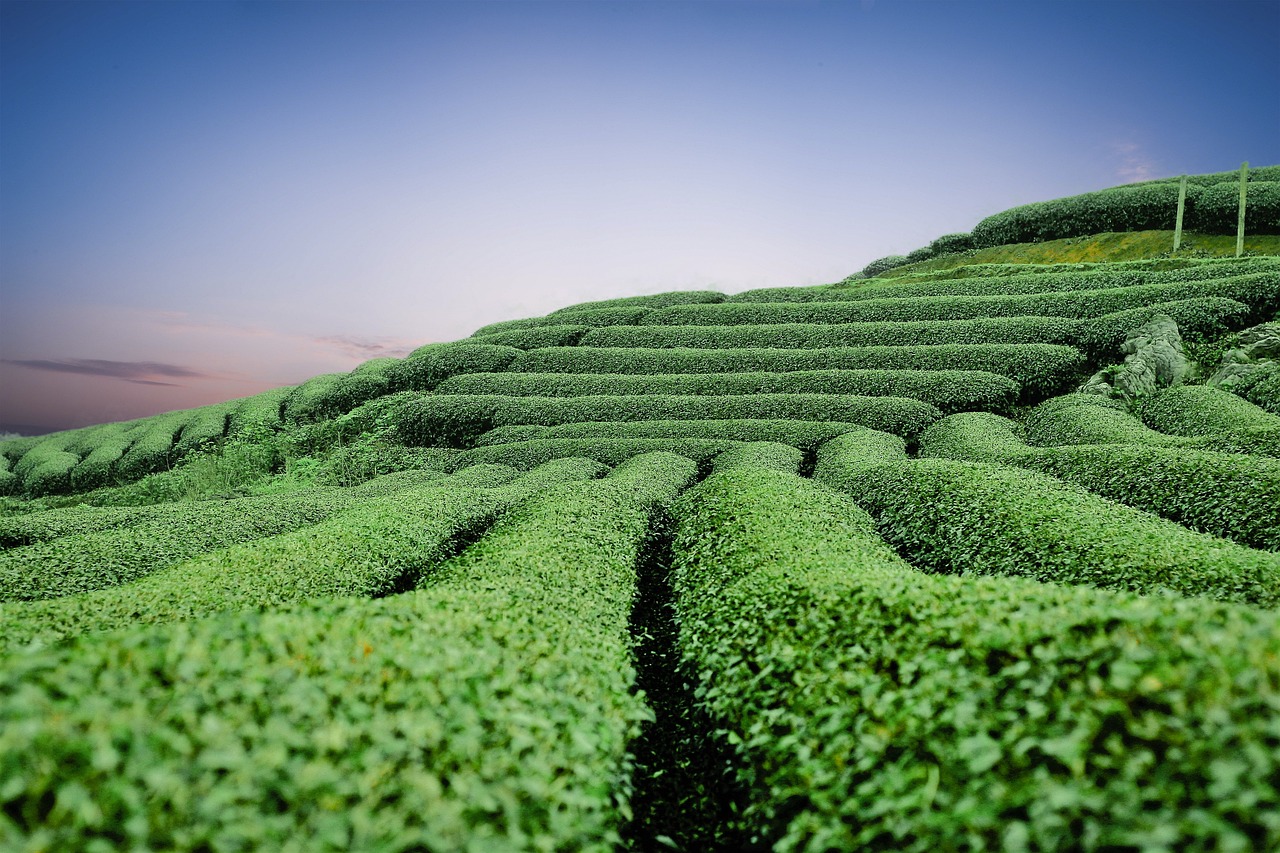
[2,0,1278,434]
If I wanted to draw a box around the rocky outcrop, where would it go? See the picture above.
[1080,314,1191,400]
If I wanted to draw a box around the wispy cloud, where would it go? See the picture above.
[1113,140,1157,183]
[0,358,215,387]
[314,335,418,360]
[138,310,421,362]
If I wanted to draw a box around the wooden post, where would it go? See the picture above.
[1173,175,1187,253]
[1237,161,1249,257]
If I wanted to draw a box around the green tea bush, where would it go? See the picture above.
[280,373,346,423]
[1233,361,1280,413]
[0,504,153,549]
[0,452,697,851]
[11,434,75,481]
[113,412,186,482]
[459,438,744,470]
[282,368,396,424]
[1142,384,1280,436]
[730,257,1277,304]
[514,345,1085,396]
[228,386,292,433]
[645,274,1278,326]
[920,412,1280,551]
[859,254,909,277]
[1021,393,1280,456]
[928,231,975,254]
[0,459,606,650]
[19,452,81,498]
[971,182,1192,247]
[669,465,1280,851]
[815,431,1280,605]
[0,458,15,497]
[708,441,802,475]
[475,418,886,451]
[0,488,375,603]
[1024,395,1176,446]
[173,402,235,457]
[547,289,725,314]
[397,393,943,448]
[311,442,459,487]
[385,342,520,392]
[1132,165,1280,186]
[69,423,145,492]
[581,316,1084,349]
[436,369,1019,414]
[0,434,42,465]
[468,324,590,349]
[1192,180,1280,234]
[471,306,652,337]
[1079,297,1251,355]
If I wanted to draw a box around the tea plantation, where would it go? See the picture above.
[2,171,1279,851]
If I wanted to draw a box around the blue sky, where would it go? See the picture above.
[2,0,1278,433]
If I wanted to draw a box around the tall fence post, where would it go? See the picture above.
[1173,174,1187,253]
[1236,161,1249,258]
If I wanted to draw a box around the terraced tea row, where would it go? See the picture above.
[0,453,697,851]
[671,464,1280,850]
[5,445,1277,851]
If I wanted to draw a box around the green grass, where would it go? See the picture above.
[876,230,1280,279]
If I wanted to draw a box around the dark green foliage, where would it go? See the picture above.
[471,306,653,337]
[228,386,292,433]
[113,413,185,482]
[970,171,1280,247]
[1233,360,1280,413]
[459,439,745,470]
[670,465,1280,851]
[173,402,234,457]
[860,254,908,277]
[815,431,1280,606]
[1131,165,1280,186]
[1142,384,1280,436]
[16,447,81,498]
[645,273,1278,326]
[921,412,1280,551]
[384,342,520,391]
[0,504,154,549]
[280,373,347,423]
[282,369,394,424]
[1078,297,1250,355]
[1023,393,1280,457]
[0,458,14,497]
[1024,394,1176,446]
[437,369,1019,413]
[972,182,1193,247]
[826,257,1277,303]
[0,488,372,603]
[476,418,888,451]
[709,441,802,475]
[547,289,725,314]
[928,231,974,254]
[312,443,460,487]
[70,423,144,491]
[0,460,606,650]
[468,324,590,349]
[1193,181,1280,234]
[0,453,695,851]
[582,316,1084,349]
[0,434,43,465]
[397,393,942,448]
[514,345,1084,396]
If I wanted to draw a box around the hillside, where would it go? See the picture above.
[1,170,1279,851]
